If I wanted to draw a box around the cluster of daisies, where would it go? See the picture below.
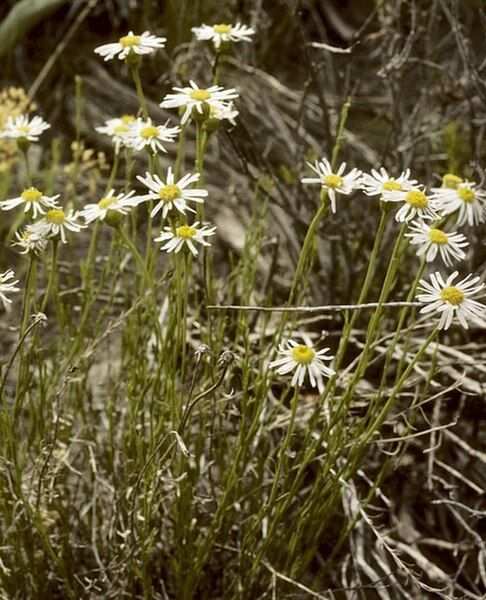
[0,23,255,308]
[0,23,484,396]
[271,162,485,392]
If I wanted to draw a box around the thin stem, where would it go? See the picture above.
[21,149,32,186]
[117,226,153,285]
[20,254,37,335]
[174,123,186,180]
[41,241,59,313]
[267,385,300,508]
[130,64,149,119]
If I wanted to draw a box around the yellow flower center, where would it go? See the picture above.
[381,179,403,191]
[17,125,30,133]
[457,187,475,203]
[428,228,448,245]
[429,229,448,245]
[21,187,43,202]
[213,24,232,34]
[159,184,181,202]
[406,190,428,208]
[440,286,464,305]
[323,173,343,189]
[45,209,66,224]
[291,344,315,365]
[98,196,117,209]
[190,89,212,102]
[140,125,159,140]
[114,125,129,134]
[119,35,141,47]
[176,225,196,239]
[121,115,135,124]
[443,173,463,189]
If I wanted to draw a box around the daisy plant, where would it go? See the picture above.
[191,22,255,50]
[431,181,485,226]
[1,187,60,218]
[125,118,180,154]
[301,157,362,213]
[381,186,440,222]
[406,221,468,266]
[136,168,208,219]
[29,207,85,244]
[361,167,417,198]
[418,271,485,330]
[94,31,166,62]
[270,338,335,394]
[160,81,239,125]
[154,222,216,257]
[80,189,139,226]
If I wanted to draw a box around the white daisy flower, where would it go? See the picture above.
[360,167,418,197]
[269,338,335,394]
[29,208,85,244]
[301,158,362,213]
[0,270,20,308]
[208,102,239,125]
[95,115,136,152]
[0,187,60,218]
[124,118,180,154]
[0,114,50,142]
[154,222,216,257]
[94,31,166,62]
[381,187,439,222]
[160,80,239,125]
[430,181,485,227]
[406,221,468,266]
[80,189,139,224]
[12,229,49,255]
[136,168,208,219]
[417,271,485,330]
[191,23,255,49]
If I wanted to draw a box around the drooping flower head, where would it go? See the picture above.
[124,118,180,154]
[417,271,485,330]
[269,337,335,393]
[0,187,60,218]
[0,270,20,308]
[191,22,255,49]
[301,158,362,213]
[154,221,216,257]
[13,229,49,255]
[406,221,468,266]
[136,168,208,219]
[431,181,485,227]
[0,114,50,143]
[94,31,166,62]
[160,81,239,125]
[29,208,85,244]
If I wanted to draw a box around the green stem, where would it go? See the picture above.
[174,123,186,180]
[117,226,153,285]
[20,254,37,335]
[130,64,149,119]
[40,241,59,313]
[276,98,351,339]
[266,385,300,508]
[106,149,120,192]
[21,149,32,187]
